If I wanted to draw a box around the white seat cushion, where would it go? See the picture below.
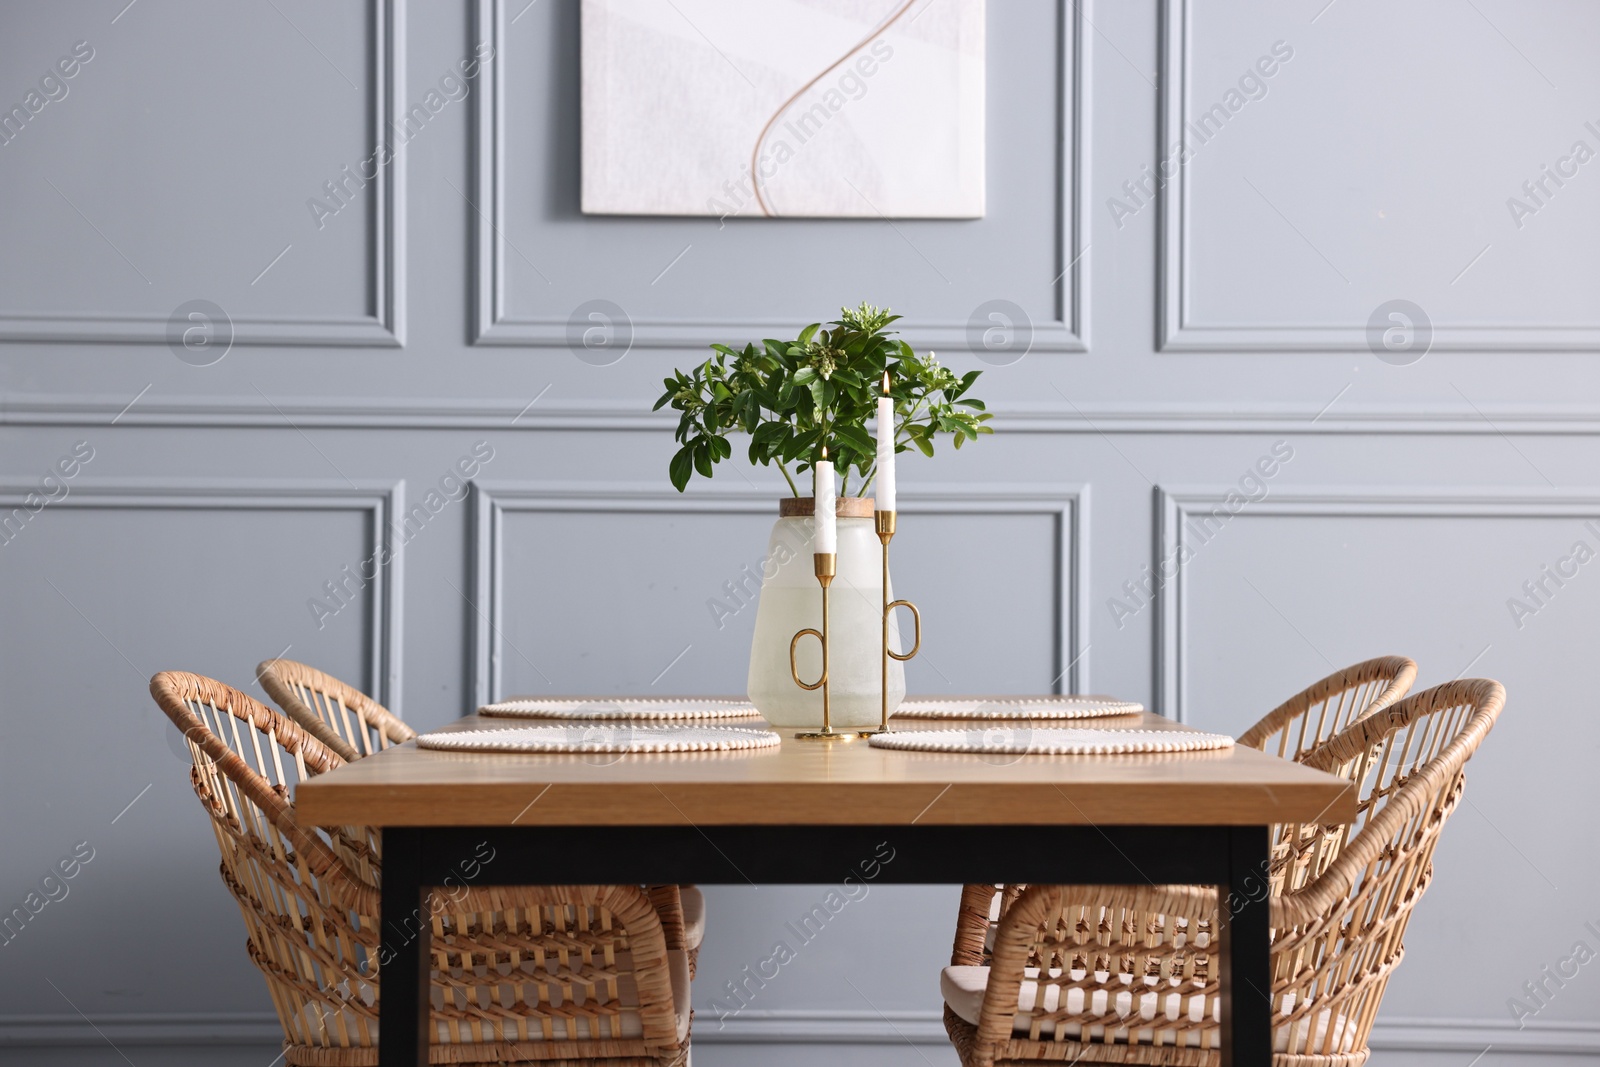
[681,885,705,951]
[941,965,1356,1054]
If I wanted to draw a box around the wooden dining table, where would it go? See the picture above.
[295,708,1357,1067]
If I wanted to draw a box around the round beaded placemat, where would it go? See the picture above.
[892,696,1144,721]
[868,727,1233,756]
[479,698,762,722]
[418,723,780,754]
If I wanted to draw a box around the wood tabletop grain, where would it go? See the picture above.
[294,711,1355,828]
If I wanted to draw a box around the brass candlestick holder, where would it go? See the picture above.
[860,509,921,736]
[790,551,853,741]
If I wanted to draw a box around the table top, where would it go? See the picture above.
[295,709,1356,828]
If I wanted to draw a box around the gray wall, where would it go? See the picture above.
[2,1,1597,1064]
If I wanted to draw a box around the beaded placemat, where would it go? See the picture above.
[892,696,1144,721]
[868,727,1233,756]
[480,698,762,722]
[417,724,781,754]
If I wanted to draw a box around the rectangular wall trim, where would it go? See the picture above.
[1155,0,1600,353]
[1153,485,1600,720]
[467,481,1088,707]
[0,477,405,713]
[18,394,1600,435]
[0,0,405,348]
[469,0,1087,351]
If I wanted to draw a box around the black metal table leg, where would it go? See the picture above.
[371,823,1280,1065]
[378,827,430,1067]
[1219,825,1273,1067]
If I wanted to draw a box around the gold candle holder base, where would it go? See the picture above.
[791,552,852,742]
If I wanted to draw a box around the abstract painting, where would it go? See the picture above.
[581,0,985,218]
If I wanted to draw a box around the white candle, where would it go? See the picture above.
[875,371,896,513]
[815,449,836,555]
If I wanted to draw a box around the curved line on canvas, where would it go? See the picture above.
[749,0,919,218]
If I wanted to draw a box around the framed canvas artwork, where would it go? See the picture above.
[581,0,986,218]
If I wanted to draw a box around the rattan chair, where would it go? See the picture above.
[256,658,414,763]
[941,677,1504,1066]
[953,657,1418,971]
[255,659,706,978]
[151,671,693,1067]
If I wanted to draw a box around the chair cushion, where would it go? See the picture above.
[941,965,1356,1054]
[681,885,706,951]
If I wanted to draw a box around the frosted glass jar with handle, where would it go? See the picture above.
[747,496,906,728]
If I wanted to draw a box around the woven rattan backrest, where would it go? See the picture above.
[149,671,383,1053]
[1238,655,1417,761]
[1243,655,1416,897]
[1289,676,1494,896]
[1262,678,1503,1056]
[970,678,1503,1065]
[257,658,414,763]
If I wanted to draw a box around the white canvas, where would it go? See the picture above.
[580,0,985,218]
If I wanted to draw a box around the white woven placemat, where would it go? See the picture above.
[893,696,1144,721]
[417,724,781,754]
[868,727,1234,755]
[479,698,762,722]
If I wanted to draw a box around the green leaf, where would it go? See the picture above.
[782,427,822,463]
[808,379,828,412]
[835,423,875,454]
[752,422,788,447]
[669,446,694,492]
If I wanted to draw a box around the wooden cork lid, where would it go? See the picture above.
[778,496,876,518]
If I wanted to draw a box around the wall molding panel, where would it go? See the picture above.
[1153,485,1600,720]
[0,0,405,348]
[1155,0,1600,353]
[15,393,1600,436]
[469,0,1088,351]
[0,477,406,712]
[468,481,1088,707]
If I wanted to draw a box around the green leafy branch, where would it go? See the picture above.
[654,303,993,495]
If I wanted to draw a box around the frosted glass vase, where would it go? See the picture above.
[747,497,906,729]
